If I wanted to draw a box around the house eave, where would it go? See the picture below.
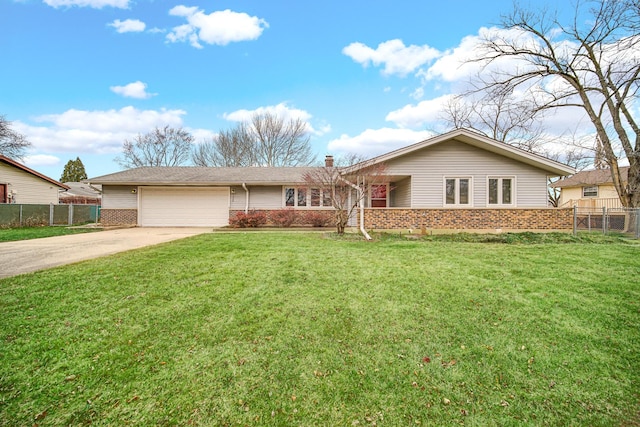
[0,155,70,190]
[343,128,576,177]
[87,180,307,186]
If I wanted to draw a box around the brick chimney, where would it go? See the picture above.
[325,155,334,168]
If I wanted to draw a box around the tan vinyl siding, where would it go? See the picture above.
[229,186,246,210]
[229,185,282,210]
[0,163,61,204]
[391,177,411,207]
[384,140,550,208]
[249,186,283,209]
[102,185,138,209]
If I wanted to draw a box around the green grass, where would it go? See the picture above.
[0,232,638,426]
[0,226,100,242]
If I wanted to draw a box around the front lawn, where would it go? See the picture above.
[0,233,638,425]
[0,226,100,242]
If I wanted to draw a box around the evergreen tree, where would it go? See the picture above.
[60,157,88,182]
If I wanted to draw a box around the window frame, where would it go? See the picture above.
[582,185,598,198]
[443,177,473,207]
[284,186,333,208]
[487,176,516,206]
[370,183,388,208]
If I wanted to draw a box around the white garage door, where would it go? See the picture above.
[139,187,229,227]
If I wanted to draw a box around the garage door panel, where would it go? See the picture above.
[139,187,229,227]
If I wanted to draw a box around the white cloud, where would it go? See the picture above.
[189,127,217,143]
[22,154,60,167]
[110,81,156,99]
[223,102,311,123]
[44,0,129,8]
[167,6,268,48]
[420,32,488,83]
[342,39,440,77]
[328,128,434,158]
[109,19,145,33]
[386,95,454,129]
[223,102,330,136]
[15,107,187,154]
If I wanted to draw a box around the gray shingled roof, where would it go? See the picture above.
[62,182,102,197]
[87,166,323,185]
[551,166,629,188]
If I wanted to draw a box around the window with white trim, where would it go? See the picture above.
[370,184,387,208]
[582,186,598,197]
[285,187,332,207]
[444,177,471,206]
[488,177,514,205]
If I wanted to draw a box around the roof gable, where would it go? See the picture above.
[0,155,69,189]
[345,128,575,177]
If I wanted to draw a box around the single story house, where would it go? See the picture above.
[551,167,627,210]
[0,155,69,204]
[87,129,575,231]
[59,182,102,205]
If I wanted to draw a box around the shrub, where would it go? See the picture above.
[303,211,333,227]
[229,210,267,228]
[269,208,298,227]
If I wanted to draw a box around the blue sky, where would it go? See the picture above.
[2,0,577,180]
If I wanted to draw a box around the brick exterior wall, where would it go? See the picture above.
[101,209,138,226]
[100,207,572,231]
[364,208,573,231]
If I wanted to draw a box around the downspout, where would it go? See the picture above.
[242,183,249,214]
[338,175,372,241]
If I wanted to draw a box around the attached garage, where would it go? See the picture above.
[139,186,229,227]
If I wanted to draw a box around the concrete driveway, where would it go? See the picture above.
[0,227,211,279]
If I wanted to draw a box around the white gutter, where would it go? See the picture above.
[242,183,249,213]
[87,183,102,195]
[338,175,372,241]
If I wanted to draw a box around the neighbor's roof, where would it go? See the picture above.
[0,155,69,190]
[86,166,322,185]
[345,128,576,177]
[550,166,629,188]
[62,182,102,197]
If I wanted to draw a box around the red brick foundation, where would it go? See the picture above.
[101,209,138,226]
[99,207,572,231]
[364,208,573,231]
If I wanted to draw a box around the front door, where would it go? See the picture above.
[0,184,6,203]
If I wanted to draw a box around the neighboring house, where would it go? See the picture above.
[551,167,628,209]
[59,182,102,205]
[87,129,575,230]
[0,155,69,204]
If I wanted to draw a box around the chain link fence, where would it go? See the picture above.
[573,206,640,238]
[0,204,100,228]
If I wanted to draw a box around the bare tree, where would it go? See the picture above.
[471,0,640,207]
[251,112,314,166]
[193,124,253,167]
[116,126,194,168]
[194,112,315,167]
[0,115,31,160]
[302,154,388,236]
[440,88,546,153]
